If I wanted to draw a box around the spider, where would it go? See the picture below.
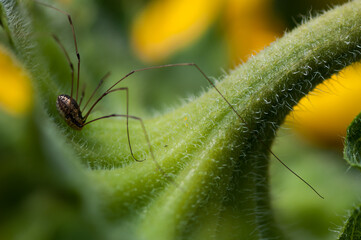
[37,1,323,198]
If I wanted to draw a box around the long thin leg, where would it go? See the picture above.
[82,72,110,112]
[79,84,86,107]
[84,64,219,119]
[83,87,120,121]
[88,63,240,117]
[84,114,168,174]
[85,63,324,199]
[52,34,74,99]
[84,94,180,188]
[36,1,81,101]
[84,87,142,162]
[85,113,147,162]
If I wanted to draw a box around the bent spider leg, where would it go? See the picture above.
[84,87,144,162]
[84,114,161,171]
[78,84,86,107]
[52,34,75,99]
[83,88,183,188]
[36,1,81,101]
[84,113,180,187]
[82,72,110,112]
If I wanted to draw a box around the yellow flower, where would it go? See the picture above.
[0,45,32,116]
[131,0,223,63]
[131,0,281,64]
[223,0,282,63]
[287,63,361,149]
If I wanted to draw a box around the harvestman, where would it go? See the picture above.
[37,2,323,198]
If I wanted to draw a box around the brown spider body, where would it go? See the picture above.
[56,94,84,130]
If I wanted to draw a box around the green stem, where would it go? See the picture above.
[88,1,361,239]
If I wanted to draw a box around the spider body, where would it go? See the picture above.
[56,94,84,130]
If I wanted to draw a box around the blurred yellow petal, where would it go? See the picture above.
[224,0,283,63]
[0,45,32,116]
[131,0,223,63]
[287,63,361,149]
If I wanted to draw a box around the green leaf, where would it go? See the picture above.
[344,111,361,171]
[338,206,361,240]
[341,62,361,240]
[1,0,361,239]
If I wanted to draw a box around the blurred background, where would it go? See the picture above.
[1,0,361,239]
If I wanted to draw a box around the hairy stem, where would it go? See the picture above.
[87,1,361,239]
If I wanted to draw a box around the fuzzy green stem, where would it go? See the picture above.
[87,1,361,239]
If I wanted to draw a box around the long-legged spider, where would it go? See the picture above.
[37,1,323,198]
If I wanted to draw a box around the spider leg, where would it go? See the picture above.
[36,1,81,101]
[78,84,86,107]
[52,34,75,99]
[84,87,144,163]
[85,113,178,187]
[82,72,110,112]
